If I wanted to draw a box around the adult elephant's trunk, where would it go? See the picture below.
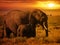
[43,21,48,37]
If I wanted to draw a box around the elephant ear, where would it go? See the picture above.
[33,9,48,22]
[40,11,48,22]
[29,10,39,24]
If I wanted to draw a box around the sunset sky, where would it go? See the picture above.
[0,0,60,16]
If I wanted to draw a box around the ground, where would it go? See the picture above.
[0,16,60,45]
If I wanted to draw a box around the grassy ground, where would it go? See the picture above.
[0,16,60,45]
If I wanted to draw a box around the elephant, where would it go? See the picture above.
[4,9,48,38]
[30,9,48,37]
[21,9,48,37]
[4,10,30,37]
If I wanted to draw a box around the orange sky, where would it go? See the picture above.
[0,1,60,9]
[0,0,60,16]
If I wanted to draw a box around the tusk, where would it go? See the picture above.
[43,22,47,30]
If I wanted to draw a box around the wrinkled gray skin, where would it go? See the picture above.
[4,9,48,37]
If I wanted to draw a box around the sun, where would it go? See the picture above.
[47,3,55,8]
[34,1,58,9]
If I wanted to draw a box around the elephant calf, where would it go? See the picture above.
[17,24,36,38]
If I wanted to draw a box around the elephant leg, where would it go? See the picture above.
[26,25,36,37]
[17,24,26,37]
[6,27,12,38]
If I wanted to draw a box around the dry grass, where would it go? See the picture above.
[0,16,60,45]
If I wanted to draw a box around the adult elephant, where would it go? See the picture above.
[21,9,48,37]
[4,9,48,38]
[4,10,29,37]
[30,9,48,37]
